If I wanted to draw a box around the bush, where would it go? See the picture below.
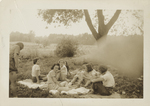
[55,38,78,57]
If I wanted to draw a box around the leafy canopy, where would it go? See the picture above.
[38,9,84,26]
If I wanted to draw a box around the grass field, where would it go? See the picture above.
[9,41,143,98]
[10,41,96,59]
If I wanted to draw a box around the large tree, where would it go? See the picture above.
[38,9,121,41]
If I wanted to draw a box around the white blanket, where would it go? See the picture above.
[17,79,48,90]
[61,87,90,95]
[18,79,90,95]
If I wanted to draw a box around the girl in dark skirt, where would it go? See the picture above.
[91,65,115,96]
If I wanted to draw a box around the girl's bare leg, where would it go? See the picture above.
[70,75,78,84]
[84,80,91,87]
[75,76,84,88]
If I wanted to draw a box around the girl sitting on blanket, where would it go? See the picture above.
[31,58,46,84]
[68,64,98,88]
[91,65,115,95]
[47,63,71,92]
[57,59,70,82]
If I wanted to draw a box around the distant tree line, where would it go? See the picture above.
[10,31,35,42]
[10,31,96,46]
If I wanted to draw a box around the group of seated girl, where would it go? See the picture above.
[31,58,115,95]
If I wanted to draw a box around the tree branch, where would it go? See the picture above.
[84,10,98,40]
[138,26,144,35]
[97,10,105,36]
[105,10,121,35]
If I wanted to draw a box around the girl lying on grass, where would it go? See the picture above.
[47,63,72,92]
[91,65,115,96]
[57,59,70,82]
[68,64,99,88]
[31,58,46,84]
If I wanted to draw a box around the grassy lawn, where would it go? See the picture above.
[10,56,143,98]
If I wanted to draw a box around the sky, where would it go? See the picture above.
[9,8,143,37]
[7,0,143,37]
[10,9,94,36]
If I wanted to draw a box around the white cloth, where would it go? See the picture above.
[100,71,115,87]
[49,90,59,95]
[32,64,40,77]
[61,87,90,95]
[17,79,48,90]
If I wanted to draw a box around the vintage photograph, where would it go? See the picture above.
[9,8,143,98]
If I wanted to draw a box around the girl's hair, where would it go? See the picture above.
[58,60,69,71]
[58,59,64,64]
[51,63,60,70]
[33,59,38,64]
[99,65,108,74]
[64,61,69,71]
[16,42,24,50]
[84,64,93,73]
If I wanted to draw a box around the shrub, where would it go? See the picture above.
[55,38,78,57]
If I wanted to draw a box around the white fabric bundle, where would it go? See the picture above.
[75,87,90,94]
[61,87,90,95]
[49,90,59,96]
[17,79,48,90]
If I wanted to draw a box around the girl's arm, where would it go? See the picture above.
[67,70,71,76]
[56,70,61,73]
[66,66,71,76]
[91,77,103,83]
[82,72,92,80]
[83,75,91,80]
[14,46,20,69]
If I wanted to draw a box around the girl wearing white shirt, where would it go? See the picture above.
[91,65,115,95]
[31,58,46,83]
[58,60,70,82]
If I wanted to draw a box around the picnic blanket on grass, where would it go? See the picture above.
[18,79,121,98]
[17,79,48,90]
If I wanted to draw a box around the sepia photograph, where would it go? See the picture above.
[1,0,150,106]
[9,8,143,98]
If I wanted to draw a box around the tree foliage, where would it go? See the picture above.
[10,31,35,42]
[38,9,143,40]
[38,9,84,26]
[10,32,96,45]
[38,9,121,40]
[54,37,78,57]
[93,10,144,36]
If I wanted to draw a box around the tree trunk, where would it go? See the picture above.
[84,10,121,41]
[105,10,121,35]
[97,10,105,39]
[84,10,98,40]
